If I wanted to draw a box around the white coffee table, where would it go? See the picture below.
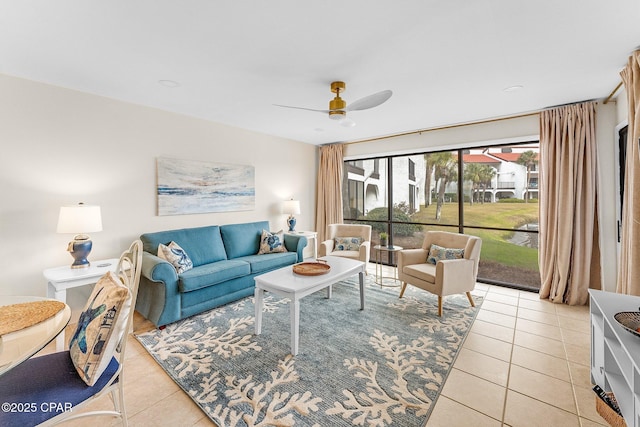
[254,256,366,356]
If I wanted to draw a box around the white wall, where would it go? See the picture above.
[344,107,619,290]
[0,74,317,309]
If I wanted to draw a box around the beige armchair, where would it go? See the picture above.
[319,224,372,266]
[398,231,482,316]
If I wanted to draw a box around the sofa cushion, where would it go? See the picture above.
[179,260,251,292]
[236,252,297,274]
[220,221,270,259]
[141,226,227,267]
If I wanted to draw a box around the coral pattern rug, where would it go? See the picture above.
[135,277,482,426]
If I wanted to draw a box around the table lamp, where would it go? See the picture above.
[282,199,301,232]
[56,203,103,269]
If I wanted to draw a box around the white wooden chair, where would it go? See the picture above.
[0,240,143,426]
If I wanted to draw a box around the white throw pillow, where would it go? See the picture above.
[158,241,193,273]
[258,229,287,254]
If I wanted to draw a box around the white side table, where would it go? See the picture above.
[374,245,403,287]
[286,231,318,259]
[43,258,118,350]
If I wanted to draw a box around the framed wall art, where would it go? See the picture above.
[157,157,255,216]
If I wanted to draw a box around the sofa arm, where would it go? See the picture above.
[319,239,334,257]
[284,234,308,262]
[136,252,182,327]
[141,251,178,284]
[398,248,428,270]
[436,258,476,295]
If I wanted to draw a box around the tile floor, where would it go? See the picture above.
[37,265,605,427]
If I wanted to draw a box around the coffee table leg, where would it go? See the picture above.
[359,271,365,310]
[254,287,263,335]
[291,299,300,355]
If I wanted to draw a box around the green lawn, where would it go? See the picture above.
[412,202,539,271]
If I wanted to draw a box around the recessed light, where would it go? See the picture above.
[158,80,180,88]
[503,85,523,92]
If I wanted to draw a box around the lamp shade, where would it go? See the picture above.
[57,204,103,234]
[282,200,301,215]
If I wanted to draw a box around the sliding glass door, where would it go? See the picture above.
[343,142,541,290]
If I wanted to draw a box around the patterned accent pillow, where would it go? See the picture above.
[258,229,287,254]
[334,237,362,251]
[158,241,193,273]
[69,271,132,386]
[427,244,465,265]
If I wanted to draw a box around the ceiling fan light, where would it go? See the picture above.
[340,117,356,127]
[329,110,345,120]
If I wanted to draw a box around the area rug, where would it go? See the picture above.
[135,277,482,427]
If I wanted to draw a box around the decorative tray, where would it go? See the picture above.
[614,310,640,338]
[292,261,331,276]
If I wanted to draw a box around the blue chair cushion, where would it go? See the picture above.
[179,260,251,292]
[0,351,119,427]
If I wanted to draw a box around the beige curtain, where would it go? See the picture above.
[617,51,640,295]
[539,101,601,305]
[315,144,344,244]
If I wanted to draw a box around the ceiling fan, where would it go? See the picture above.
[274,81,392,127]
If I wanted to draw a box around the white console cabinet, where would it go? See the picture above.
[590,289,640,427]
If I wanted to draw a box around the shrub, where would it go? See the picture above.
[358,204,421,237]
[497,198,525,203]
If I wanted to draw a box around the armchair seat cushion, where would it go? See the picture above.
[179,260,250,292]
[403,263,436,284]
[326,250,360,260]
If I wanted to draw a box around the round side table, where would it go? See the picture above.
[374,244,403,287]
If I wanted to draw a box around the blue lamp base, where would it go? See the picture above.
[287,216,297,232]
[67,236,93,269]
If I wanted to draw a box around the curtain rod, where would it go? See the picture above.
[604,81,623,104]
[342,111,540,146]
[342,90,618,147]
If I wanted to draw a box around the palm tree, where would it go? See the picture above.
[424,153,434,207]
[432,152,457,220]
[478,165,496,203]
[464,163,482,205]
[516,150,538,202]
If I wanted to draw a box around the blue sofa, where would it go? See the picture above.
[136,221,307,327]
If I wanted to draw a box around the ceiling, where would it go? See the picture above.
[1,1,639,145]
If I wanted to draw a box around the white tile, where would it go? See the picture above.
[428,396,501,427]
[453,348,510,386]
[462,332,513,362]
[441,369,506,420]
[476,310,517,329]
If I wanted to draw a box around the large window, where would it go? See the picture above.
[344,143,541,290]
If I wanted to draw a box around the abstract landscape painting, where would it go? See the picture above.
[157,157,255,216]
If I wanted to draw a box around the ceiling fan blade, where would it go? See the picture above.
[273,104,329,114]
[346,90,393,112]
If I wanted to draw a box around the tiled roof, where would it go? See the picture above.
[490,152,540,162]
[457,154,501,163]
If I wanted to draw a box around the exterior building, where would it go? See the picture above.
[344,145,539,218]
